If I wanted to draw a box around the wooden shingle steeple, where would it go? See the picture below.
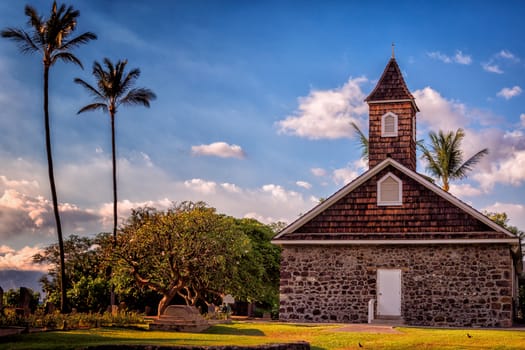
[365,57,419,170]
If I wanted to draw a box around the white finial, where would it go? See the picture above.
[392,42,395,58]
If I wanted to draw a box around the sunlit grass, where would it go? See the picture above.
[2,322,525,350]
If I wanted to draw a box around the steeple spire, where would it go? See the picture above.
[391,42,395,58]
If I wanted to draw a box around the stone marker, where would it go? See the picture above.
[0,286,3,311]
[45,302,56,314]
[149,305,210,332]
[18,287,32,316]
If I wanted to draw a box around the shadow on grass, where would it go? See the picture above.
[0,330,219,350]
[205,325,265,336]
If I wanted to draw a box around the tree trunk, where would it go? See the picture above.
[157,288,179,317]
[111,112,118,246]
[110,112,117,308]
[44,65,67,313]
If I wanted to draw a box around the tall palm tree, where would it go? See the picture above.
[74,58,156,250]
[2,2,96,313]
[418,128,488,192]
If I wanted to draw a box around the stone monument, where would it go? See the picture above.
[149,305,210,332]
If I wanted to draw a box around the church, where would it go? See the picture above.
[272,54,521,327]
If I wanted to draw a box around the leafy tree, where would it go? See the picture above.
[115,202,251,316]
[418,128,488,192]
[1,2,96,312]
[74,58,156,249]
[231,218,281,307]
[33,234,111,312]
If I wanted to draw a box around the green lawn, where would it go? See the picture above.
[1,322,525,350]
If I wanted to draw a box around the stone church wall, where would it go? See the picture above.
[279,244,513,327]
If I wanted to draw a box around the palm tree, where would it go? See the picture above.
[1,2,96,313]
[418,128,488,192]
[74,58,156,251]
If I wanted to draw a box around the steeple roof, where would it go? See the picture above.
[365,58,419,111]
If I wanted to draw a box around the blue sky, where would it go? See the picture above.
[1,0,524,277]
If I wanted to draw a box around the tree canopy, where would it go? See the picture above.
[114,201,269,316]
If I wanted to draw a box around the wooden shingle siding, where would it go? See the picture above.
[369,102,417,170]
[295,166,496,236]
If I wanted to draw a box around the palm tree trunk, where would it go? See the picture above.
[110,112,117,308]
[111,113,117,246]
[44,65,67,313]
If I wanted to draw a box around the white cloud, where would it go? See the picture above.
[483,202,525,230]
[454,50,472,65]
[497,86,522,100]
[0,245,50,272]
[473,150,525,191]
[449,183,484,197]
[482,50,520,74]
[243,212,278,224]
[520,113,525,127]
[262,184,300,202]
[413,87,468,132]
[0,189,100,241]
[332,167,359,186]
[184,178,217,194]
[427,51,452,63]
[0,245,14,254]
[276,77,368,139]
[311,167,327,177]
[191,142,246,159]
[427,50,472,65]
[221,183,242,193]
[482,62,503,74]
[497,50,519,62]
[296,181,312,189]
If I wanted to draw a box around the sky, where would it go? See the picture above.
[1,0,524,285]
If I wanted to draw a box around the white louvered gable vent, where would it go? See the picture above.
[378,173,402,205]
[381,112,398,137]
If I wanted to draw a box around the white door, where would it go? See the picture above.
[377,269,401,317]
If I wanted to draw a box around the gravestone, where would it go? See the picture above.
[45,302,56,314]
[0,286,3,311]
[18,287,32,316]
[149,305,210,332]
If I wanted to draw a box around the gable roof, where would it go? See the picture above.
[365,58,420,112]
[273,158,518,245]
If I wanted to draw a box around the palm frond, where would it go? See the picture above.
[1,28,39,54]
[60,32,97,50]
[24,5,43,30]
[120,88,157,107]
[51,51,82,67]
[74,78,104,100]
[452,148,489,179]
[120,68,141,95]
[351,122,368,160]
[77,103,108,114]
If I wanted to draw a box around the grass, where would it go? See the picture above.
[1,322,525,350]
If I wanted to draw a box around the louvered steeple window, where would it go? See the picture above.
[378,173,402,205]
[381,112,398,137]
